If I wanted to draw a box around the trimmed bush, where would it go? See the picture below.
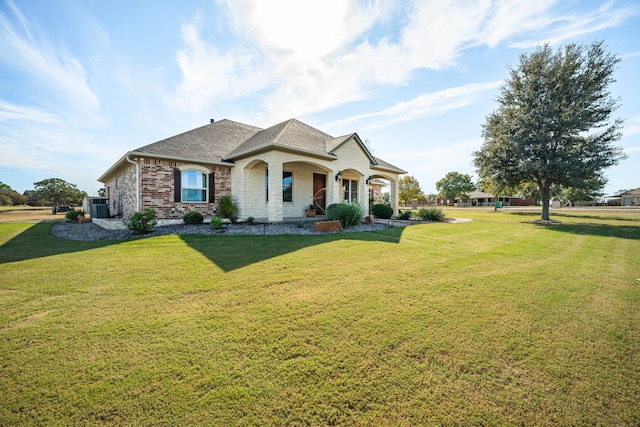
[325,203,364,228]
[372,203,393,219]
[397,210,412,220]
[210,216,223,230]
[125,208,157,234]
[416,207,445,222]
[183,210,204,224]
[65,209,85,220]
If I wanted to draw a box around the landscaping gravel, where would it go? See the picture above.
[51,220,394,241]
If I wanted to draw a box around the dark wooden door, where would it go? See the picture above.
[312,173,326,214]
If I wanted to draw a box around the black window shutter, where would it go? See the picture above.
[209,173,215,203]
[174,169,181,202]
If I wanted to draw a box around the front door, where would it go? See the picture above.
[312,173,326,214]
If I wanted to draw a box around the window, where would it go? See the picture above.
[182,170,207,202]
[265,169,293,202]
[283,171,293,202]
[342,179,358,203]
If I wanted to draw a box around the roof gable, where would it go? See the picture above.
[225,118,334,159]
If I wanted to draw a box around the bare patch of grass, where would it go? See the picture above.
[0,206,62,223]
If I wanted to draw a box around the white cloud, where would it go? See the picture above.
[322,81,501,131]
[623,115,640,138]
[171,0,638,126]
[0,101,61,123]
[0,1,99,111]
[510,1,640,48]
[172,15,272,112]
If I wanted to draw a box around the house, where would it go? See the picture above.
[466,190,534,207]
[98,118,407,223]
[610,187,640,206]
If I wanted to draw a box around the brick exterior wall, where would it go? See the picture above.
[104,158,232,220]
[105,163,137,218]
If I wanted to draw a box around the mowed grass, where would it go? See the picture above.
[0,209,639,425]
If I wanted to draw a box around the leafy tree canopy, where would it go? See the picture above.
[0,182,13,192]
[399,175,422,205]
[473,41,626,220]
[436,172,475,203]
[558,175,607,205]
[33,178,87,206]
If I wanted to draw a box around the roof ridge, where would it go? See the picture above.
[271,118,297,145]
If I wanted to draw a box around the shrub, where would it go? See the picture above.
[65,209,85,220]
[183,210,204,224]
[210,216,223,229]
[416,207,445,222]
[247,216,255,225]
[397,210,412,220]
[326,203,364,228]
[218,195,238,221]
[372,203,393,219]
[125,208,157,234]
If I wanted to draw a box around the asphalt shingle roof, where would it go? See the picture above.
[132,119,261,163]
[103,117,406,178]
[225,118,335,158]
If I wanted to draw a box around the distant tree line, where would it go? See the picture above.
[0,178,87,207]
[0,182,27,206]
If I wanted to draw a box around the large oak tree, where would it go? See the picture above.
[33,178,87,206]
[473,41,626,220]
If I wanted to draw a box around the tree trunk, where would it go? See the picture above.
[541,186,551,221]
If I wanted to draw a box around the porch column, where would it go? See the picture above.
[391,179,400,216]
[267,161,283,222]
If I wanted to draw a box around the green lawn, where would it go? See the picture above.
[1,209,639,425]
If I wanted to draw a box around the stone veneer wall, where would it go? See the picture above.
[103,158,232,220]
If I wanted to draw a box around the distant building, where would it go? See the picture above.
[466,190,535,207]
[609,187,640,206]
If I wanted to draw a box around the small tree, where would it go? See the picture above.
[217,195,238,221]
[398,175,422,205]
[473,41,626,221]
[436,172,475,205]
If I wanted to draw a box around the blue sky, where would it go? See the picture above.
[1,0,639,196]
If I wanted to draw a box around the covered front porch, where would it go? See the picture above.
[233,156,402,223]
